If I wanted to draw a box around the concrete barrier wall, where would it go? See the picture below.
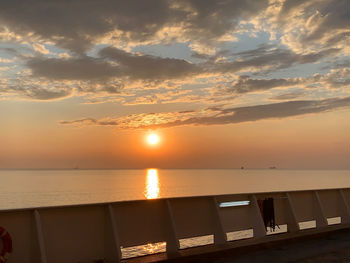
[1,188,350,262]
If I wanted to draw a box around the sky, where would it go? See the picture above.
[1,0,350,169]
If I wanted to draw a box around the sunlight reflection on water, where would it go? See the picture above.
[144,168,160,199]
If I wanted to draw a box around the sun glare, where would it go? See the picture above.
[145,169,160,199]
[147,133,160,145]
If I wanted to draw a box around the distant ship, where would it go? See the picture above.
[269,166,277,169]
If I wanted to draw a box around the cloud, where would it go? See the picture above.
[59,118,97,125]
[59,118,117,126]
[26,45,339,83]
[175,0,269,43]
[1,85,73,100]
[60,96,350,128]
[0,0,172,51]
[321,68,350,88]
[214,45,340,73]
[25,47,201,81]
[2,0,349,107]
[227,75,300,94]
[273,0,350,53]
[0,0,269,52]
[27,56,120,80]
[0,58,13,63]
[24,87,72,100]
[269,90,306,100]
[32,43,50,55]
[140,97,350,128]
[99,47,201,79]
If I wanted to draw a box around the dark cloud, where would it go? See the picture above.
[151,97,350,128]
[278,0,350,49]
[26,45,339,82]
[279,0,306,16]
[60,97,350,128]
[1,86,72,100]
[332,61,350,69]
[99,47,201,79]
[59,118,117,126]
[0,0,173,52]
[25,87,72,100]
[177,0,269,41]
[269,91,306,100]
[59,118,97,125]
[228,75,300,94]
[323,69,350,87]
[101,84,124,94]
[0,47,18,56]
[302,0,350,44]
[215,46,340,73]
[0,0,269,52]
[27,56,120,80]
[26,48,201,81]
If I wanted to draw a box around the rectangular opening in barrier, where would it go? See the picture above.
[179,235,214,249]
[266,224,287,235]
[299,220,316,230]
[226,229,253,241]
[219,200,250,208]
[121,242,166,259]
[327,217,341,225]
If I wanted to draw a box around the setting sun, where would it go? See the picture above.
[147,133,160,145]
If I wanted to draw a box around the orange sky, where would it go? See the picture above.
[1,103,350,169]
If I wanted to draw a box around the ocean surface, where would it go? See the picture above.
[0,169,349,258]
[0,169,349,210]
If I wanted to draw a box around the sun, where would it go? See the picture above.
[147,133,160,145]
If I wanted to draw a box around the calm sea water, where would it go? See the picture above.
[0,169,349,210]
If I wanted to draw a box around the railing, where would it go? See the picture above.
[1,187,350,262]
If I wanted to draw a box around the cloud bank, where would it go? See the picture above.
[1,0,350,127]
[60,96,350,128]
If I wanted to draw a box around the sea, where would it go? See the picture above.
[0,169,349,258]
